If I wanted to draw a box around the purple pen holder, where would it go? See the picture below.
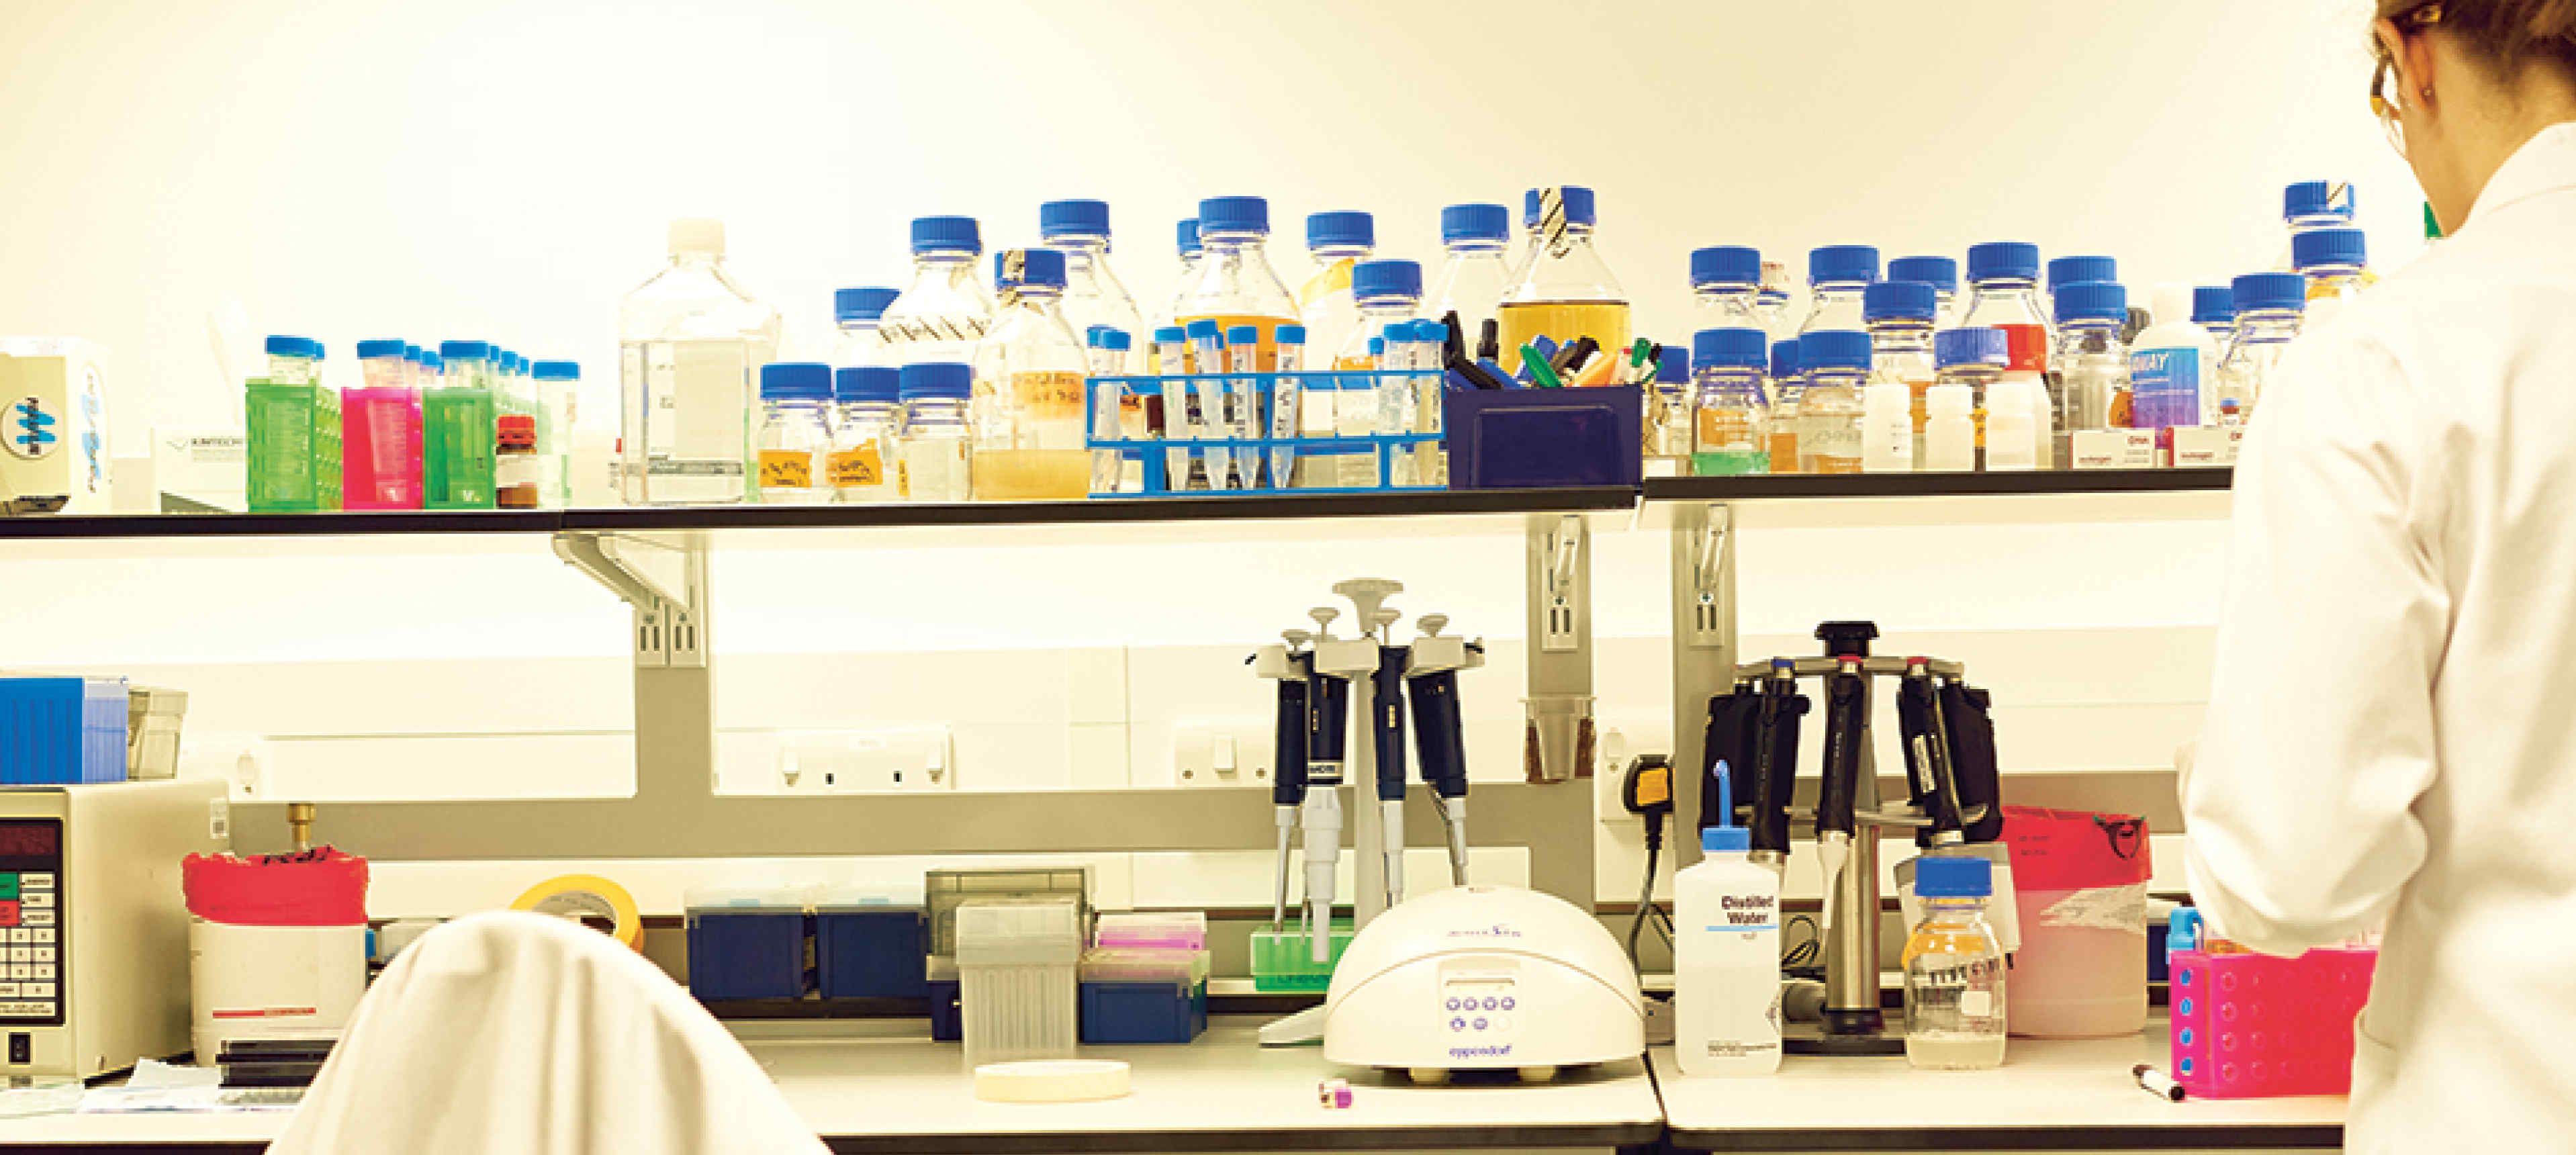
[1442,386,1643,490]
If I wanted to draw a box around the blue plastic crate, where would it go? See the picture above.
[0,676,127,785]
[927,978,962,1042]
[1442,385,1643,490]
[817,906,927,999]
[1083,371,1443,496]
[1080,979,1207,1045]
[685,907,810,1001]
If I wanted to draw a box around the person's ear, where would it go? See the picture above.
[2397,23,2442,111]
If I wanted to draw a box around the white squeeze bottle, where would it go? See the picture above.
[1676,762,1782,1076]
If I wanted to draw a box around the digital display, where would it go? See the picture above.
[0,823,58,859]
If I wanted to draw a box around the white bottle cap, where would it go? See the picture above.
[668,218,726,258]
[2151,283,2195,330]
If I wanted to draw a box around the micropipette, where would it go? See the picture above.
[1371,608,1410,908]
[1406,613,1477,884]
[1187,320,1230,490]
[1227,324,1262,491]
[1271,324,1306,490]
[1264,629,1314,931]
[1303,606,1351,958]
[1815,653,1866,932]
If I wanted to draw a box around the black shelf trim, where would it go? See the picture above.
[1645,469,2233,501]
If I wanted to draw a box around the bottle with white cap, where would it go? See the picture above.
[1675,761,1782,1077]
[616,218,783,506]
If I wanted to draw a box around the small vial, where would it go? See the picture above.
[1152,325,1191,491]
[495,414,542,510]
[1227,323,1263,490]
[896,361,972,501]
[1690,327,1770,476]
[755,362,833,505]
[829,366,900,504]
[1930,328,2007,471]
[1185,318,1228,490]
[1904,855,2008,1070]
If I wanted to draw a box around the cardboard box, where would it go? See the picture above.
[0,338,112,514]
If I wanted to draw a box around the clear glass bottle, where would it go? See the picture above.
[1960,242,2054,468]
[1296,210,1375,366]
[530,360,578,508]
[1798,245,1878,335]
[971,248,1089,501]
[1903,855,2007,1070]
[2193,285,2237,353]
[1888,255,1960,328]
[1496,185,1629,376]
[1328,261,1422,486]
[880,216,994,368]
[2292,227,2371,328]
[1690,246,1765,330]
[1176,197,1299,373]
[1427,203,1514,348]
[1755,261,1793,338]
[2274,180,2366,273]
[1150,218,1203,373]
[896,361,972,502]
[617,218,782,506]
[829,366,900,504]
[1766,338,1802,475]
[2043,255,2117,320]
[1795,330,1868,474]
[1864,281,1938,468]
[1041,199,1144,374]
[832,287,900,371]
[2217,273,2307,427]
[2052,281,2129,461]
[1930,328,2007,471]
[1691,327,1771,476]
[754,362,832,505]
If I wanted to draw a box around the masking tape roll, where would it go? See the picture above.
[974,1060,1132,1103]
[509,874,643,950]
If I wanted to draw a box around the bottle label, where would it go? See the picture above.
[1710,891,1778,930]
[2128,347,2201,430]
[827,442,884,488]
[1297,257,1356,310]
[1010,371,1088,420]
[758,450,813,489]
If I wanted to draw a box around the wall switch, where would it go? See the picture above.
[1172,720,1273,788]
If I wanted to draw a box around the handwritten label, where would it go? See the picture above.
[828,442,884,488]
[758,450,813,489]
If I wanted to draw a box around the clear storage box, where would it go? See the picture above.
[956,896,1083,1067]
[926,866,1091,958]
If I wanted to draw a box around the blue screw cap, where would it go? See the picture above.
[1440,203,1510,245]
[1797,330,1872,373]
[1863,280,1937,323]
[1966,242,2041,284]
[1038,199,1110,240]
[1305,210,1373,250]
[1690,246,1761,289]
[909,215,982,256]
[899,361,972,400]
[1887,255,1959,293]
[1352,259,1422,302]
[1693,327,1768,369]
[1934,326,2011,369]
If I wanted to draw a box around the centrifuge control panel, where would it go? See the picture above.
[0,821,64,1024]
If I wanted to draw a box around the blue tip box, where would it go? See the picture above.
[685,890,811,1001]
[0,676,128,785]
[817,901,928,1000]
[1078,949,1209,1045]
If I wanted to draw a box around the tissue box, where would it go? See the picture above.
[0,338,113,514]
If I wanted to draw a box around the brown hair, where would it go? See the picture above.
[2379,0,2576,81]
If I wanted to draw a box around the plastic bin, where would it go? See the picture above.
[1442,385,1643,490]
[925,866,1091,958]
[1079,949,1210,1044]
[1095,911,1206,952]
[956,897,1082,1067]
[684,889,811,1001]
[0,676,128,784]
[2169,948,2376,1099]
[2001,806,2150,1037]
[1250,923,1354,992]
[927,956,962,1042]
[815,893,928,1001]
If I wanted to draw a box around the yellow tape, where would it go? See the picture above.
[509,874,643,950]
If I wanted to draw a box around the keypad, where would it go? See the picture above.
[0,873,60,1022]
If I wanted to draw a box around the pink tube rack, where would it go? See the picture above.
[2168,947,2377,1099]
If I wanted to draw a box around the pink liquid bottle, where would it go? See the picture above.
[344,339,423,510]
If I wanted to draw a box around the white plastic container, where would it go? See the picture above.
[189,921,367,1062]
[1923,384,1975,472]
[1984,379,2038,471]
[956,897,1082,1068]
[1859,380,1913,473]
[616,218,782,506]
[1674,825,1782,1076]
[2127,284,2219,434]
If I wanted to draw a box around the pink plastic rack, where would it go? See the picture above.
[2167,947,2377,1099]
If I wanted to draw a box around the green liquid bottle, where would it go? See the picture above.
[422,386,496,510]
[245,378,344,512]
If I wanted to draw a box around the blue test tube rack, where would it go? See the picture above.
[1083,370,1444,498]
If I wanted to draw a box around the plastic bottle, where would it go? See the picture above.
[828,366,900,504]
[1296,210,1375,363]
[2043,255,2117,318]
[1427,203,1514,346]
[972,248,1090,501]
[832,287,900,371]
[1269,323,1307,491]
[882,216,994,371]
[1960,242,2054,468]
[1690,246,1766,330]
[425,340,497,510]
[753,362,832,505]
[2191,285,2237,356]
[2216,273,2307,427]
[1888,255,1960,328]
[2292,227,2371,328]
[896,361,972,501]
[495,414,541,510]
[1864,281,1937,469]
[2051,281,2128,459]
[1150,219,1203,373]
[265,335,319,383]
[344,338,422,510]
[1903,855,2008,1070]
[1177,196,1300,373]
[1766,339,1802,474]
[1929,328,2005,471]
[1040,200,1144,374]
[617,218,782,506]
[531,360,579,507]
[1794,331,1868,474]
[1675,822,1783,1076]
[1798,246,1878,335]
[1496,185,1629,376]
[2129,285,2219,435]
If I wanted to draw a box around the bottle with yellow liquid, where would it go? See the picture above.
[1496,186,1630,378]
[1175,196,1299,374]
[1326,260,1422,487]
[970,248,1089,501]
[1295,210,1375,365]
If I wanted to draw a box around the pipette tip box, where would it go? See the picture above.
[2168,947,2376,1099]
[816,902,929,1000]
[0,676,130,785]
[1250,924,1355,992]
[1078,949,1210,1045]
[684,890,811,1001]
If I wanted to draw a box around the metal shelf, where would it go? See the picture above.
[1644,467,2232,502]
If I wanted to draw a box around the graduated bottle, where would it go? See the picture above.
[1960,242,2054,469]
[829,366,900,504]
[2292,227,2371,328]
[972,248,1091,500]
[1928,328,2006,472]
[881,216,995,367]
[1765,339,1802,475]
[618,218,782,505]
[1428,203,1513,346]
[2052,281,2128,459]
[896,362,972,502]
[1675,822,1783,1076]
[1794,330,1868,475]
[1042,199,1144,373]
[1798,246,1878,334]
[1691,327,1770,476]
[1496,185,1629,375]
[1903,855,2007,1070]
[1150,218,1203,373]
[2043,255,2117,322]
[2216,273,2306,426]
[832,287,900,371]
[1330,261,1422,486]
[1177,196,1299,371]
[1296,210,1375,365]
[754,362,833,506]
[1690,246,1766,331]
[1888,255,1961,328]
[1864,281,1937,468]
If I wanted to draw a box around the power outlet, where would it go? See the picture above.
[1595,720,1675,825]
[777,726,956,793]
[1172,720,1275,788]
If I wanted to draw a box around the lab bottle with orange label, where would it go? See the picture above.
[972,248,1091,500]
[1496,185,1630,377]
[829,366,900,504]
[1175,195,1299,374]
[755,362,833,506]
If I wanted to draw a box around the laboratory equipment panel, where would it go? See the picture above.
[0,778,226,1078]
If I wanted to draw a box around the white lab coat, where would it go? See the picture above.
[269,911,826,1155]
[2187,121,2576,1152]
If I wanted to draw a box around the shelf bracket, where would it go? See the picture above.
[1669,502,1737,859]
[552,530,709,667]
[1524,513,1594,784]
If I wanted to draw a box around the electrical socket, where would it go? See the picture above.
[776,726,955,793]
[1171,719,1275,788]
[1594,719,1675,824]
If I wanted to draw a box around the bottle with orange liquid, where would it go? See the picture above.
[1175,195,1299,375]
[1496,186,1630,378]
[1864,281,1938,468]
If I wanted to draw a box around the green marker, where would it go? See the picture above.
[1521,344,1564,388]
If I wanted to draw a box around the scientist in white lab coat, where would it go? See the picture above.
[2184,1,2576,1149]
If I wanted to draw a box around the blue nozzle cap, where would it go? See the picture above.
[2232,271,2309,314]
[899,361,972,400]
[1690,245,1761,289]
[265,335,318,358]
[1153,325,1188,344]
[2046,255,2118,292]
[2054,281,2128,325]
[2292,227,2368,272]
[2284,180,2354,222]
[1655,345,1689,385]
[1702,826,1751,854]
[1808,244,1880,286]
[1692,327,1768,369]
[1887,255,1959,293]
[1380,321,1409,343]
[1966,242,2041,284]
[1440,203,1510,244]
[1275,324,1307,345]
[1863,279,1937,323]
[2193,285,2236,325]
[1305,210,1373,250]
[1934,326,2012,369]
[993,247,1067,291]
[1039,199,1110,240]
[909,215,982,256]
[1769,338,1802,379]
[1797,329,1872,372]
[1176,218,1201,255]
[438,340,491,363]
[834,286,901,323]
[1526,186,1596,227]
[760,361,833,400]
[1197,196,1270,236]
[1184,319,1221,340]
[835,365,899,404]
[1225,324,1260,344]
[1913,855,1993,898]
[532,360,580,381]
[1352,259,1423,302]
[356,339,407,359]
[1103,329,1132,352]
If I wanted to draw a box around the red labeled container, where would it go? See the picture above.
[2000,806,2150,1037]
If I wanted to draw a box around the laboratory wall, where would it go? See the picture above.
[0,0,2397,913]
